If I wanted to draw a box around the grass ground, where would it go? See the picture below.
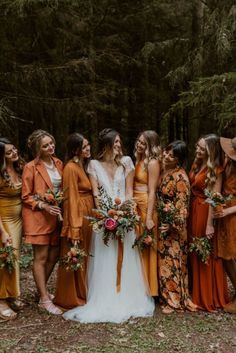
[0,248,235,353]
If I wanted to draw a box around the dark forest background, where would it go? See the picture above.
[0,0,236,159]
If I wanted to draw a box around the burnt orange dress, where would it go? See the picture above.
[217,169,236,260]
[189,166,228,311]
[54,160,94,309]
[134,161,158,296]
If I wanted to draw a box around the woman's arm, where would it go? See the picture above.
[0,217,11,245]
[206,173,222,237]
[146,159,160,230]
[89,174,100,209]
[172,171,190,232]
[214,205,236,218]
[21,165,39,210]
[125,170,134,200]
[62,164,83,241]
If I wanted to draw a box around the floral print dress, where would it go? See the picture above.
[158,168,196,312]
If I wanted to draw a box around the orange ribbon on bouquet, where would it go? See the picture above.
[116,238,124,292]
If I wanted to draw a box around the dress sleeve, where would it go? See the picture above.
[87,160,97,180]
[61,163,83,241]
[172,171,190,231]
[122,156,134,178]
[21,164,39,210]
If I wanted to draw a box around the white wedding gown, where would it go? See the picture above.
[63,156,154,323]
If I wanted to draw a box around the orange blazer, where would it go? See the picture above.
[22,157,63,236]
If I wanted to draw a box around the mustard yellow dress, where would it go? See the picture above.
[0,179,22,299]
[134,162,158,296]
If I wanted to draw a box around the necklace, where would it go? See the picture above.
[43,160,55,170]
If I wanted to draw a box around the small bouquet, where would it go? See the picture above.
[34,188,65,221]
[87,186,140,245]
[60,244,88,271]
[132,228,155,251]
[204,189,232,211]
[189,237,212,264]
[157,199,177,239]
[0,245,17,273]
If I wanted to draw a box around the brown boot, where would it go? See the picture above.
[224,298,236,314]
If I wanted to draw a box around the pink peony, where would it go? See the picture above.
[104,217,118,231]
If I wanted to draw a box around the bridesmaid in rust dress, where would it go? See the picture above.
[188,134,228,312]
[133,130,161,297]
[214,137,236,313]
[54,133,94,309]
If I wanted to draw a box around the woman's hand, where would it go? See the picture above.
[159,224,170,233]
[214,207,232,219]
[1,231,12,245]
[71,239,80,246]
[43,204,62,217]
[146,219,155,231]
[206,224,214,239]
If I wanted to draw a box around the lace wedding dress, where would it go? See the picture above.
[63,156,154,323]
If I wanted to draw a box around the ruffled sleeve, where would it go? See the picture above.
[172,170,190,231]
[87,160,98,180]
[122,156,134,178]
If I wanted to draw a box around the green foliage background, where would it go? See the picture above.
[0,0,235,158]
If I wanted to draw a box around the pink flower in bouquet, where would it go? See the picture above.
[72,257,79,263]
[105,218,118,231]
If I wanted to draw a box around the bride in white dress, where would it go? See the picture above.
[63,129,154,323]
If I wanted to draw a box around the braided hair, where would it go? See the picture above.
[27,129,55,159]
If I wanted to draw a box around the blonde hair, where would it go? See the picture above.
[194,134,223,189]
[134,130,161,169]
[27,129,55,158]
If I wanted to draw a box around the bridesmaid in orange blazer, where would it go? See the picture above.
[54,133,94,309]
[22,130,63,315]
[188,134,228,311]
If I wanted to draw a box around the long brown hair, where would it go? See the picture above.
[134,130,161,169]
[0,137,24,183]
[96,128,123,165]
[134,130,161,168]
[193,134,223,189]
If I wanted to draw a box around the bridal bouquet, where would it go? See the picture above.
[60,244,88,271]
[87,186,140,245]
[0,245,17,273]
[132,228,154,251]
[157,199,177,239]
[204,189,232,210]
[189,237,212,264]
[34,188,65,221]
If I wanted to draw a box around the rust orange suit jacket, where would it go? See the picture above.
[22,157,63,236]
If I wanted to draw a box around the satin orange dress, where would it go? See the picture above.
[217,169,236,260]
[189,166,228,311]
[0,180,22,299]
[134,161,158,296]
[54,160,94,309]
